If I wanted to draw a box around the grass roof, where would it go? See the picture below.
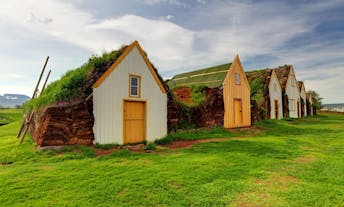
[24,45,128,112]
[273,65,292,89]
[245,69,272,106]
[168,63,232,88]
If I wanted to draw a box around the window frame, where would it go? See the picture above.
[235,73,241,85]
[290,76,295,87]
[129,75,141,98]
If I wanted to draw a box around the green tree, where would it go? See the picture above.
[306,90,323,109]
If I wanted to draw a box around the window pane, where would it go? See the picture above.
[131,86,138,96]
[235,73,240,84]
[131,77,138,86]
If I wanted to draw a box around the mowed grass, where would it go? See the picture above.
[0,109,343,206]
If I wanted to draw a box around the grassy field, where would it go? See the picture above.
[0,109,343,206]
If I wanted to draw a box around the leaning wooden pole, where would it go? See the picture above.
[41,70,51,94]
[19,112,34,145]
[19,69,52,145]
[17,56,49,138]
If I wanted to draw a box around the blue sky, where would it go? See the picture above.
[0,0,343,103]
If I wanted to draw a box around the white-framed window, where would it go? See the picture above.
[129,75,140,97]
[235,73,241,85]
[289,99,296,111]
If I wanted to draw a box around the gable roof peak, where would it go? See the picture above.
[92,40,167,94]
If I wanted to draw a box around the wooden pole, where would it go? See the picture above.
[32,56,49,99]
[17,56,49,138]
[19,70,52,145]
[41,70,51,94]
[19,112,34,145]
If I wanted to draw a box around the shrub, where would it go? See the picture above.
[144,143,157,151]
[155,135,175,145]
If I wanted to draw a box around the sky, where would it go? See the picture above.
[0,0,343,103]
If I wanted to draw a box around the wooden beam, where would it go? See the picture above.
[17,56,49,138]
[41,70,51,94]
[19,112,34,145]
[19,70,52,144]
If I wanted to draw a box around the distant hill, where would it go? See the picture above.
[0,94,30,108]
[322,103,344,112]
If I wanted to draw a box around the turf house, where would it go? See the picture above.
[25,41,168,146]
[246,69,283,120]
[167,55,251,129]
[298,81,307,117]
[274,65,301,118]
[306,92,314,116]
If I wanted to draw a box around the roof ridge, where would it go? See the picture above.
[173,63,231,78]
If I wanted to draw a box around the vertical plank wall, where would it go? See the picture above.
[223,56,251,128]
[269,71,283,119]
[93,46,167,144]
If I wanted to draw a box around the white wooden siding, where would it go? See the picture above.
[300,86,307,116]
[269,73,283,119]
[285,72,300,118]
[93,46,167,144]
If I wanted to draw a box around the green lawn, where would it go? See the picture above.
[0,109,343,206]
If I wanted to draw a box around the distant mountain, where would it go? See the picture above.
[322,103,344,112]
[322,103,344,108]
[0,94,30,108]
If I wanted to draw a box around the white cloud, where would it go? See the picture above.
[138,0,188,8]
[161,14,174,20]
[0,0,343,102]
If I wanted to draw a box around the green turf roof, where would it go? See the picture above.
[169,63,232,88]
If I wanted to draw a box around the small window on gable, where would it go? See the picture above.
[235,73,241,85]
[274,83,277,92]
[129,75,140,97]
[291,77,295,87]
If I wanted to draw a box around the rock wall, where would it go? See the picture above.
[29,99,94,146]
[250,100,260,123]
[167,92,192,132]
[172,87,193,105]
[191,88,224,127]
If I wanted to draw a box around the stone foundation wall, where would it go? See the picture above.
[191,88,224,127]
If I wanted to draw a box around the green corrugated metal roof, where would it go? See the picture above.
[168,63,232,88]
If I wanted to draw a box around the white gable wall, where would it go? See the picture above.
[269,74,283,119]
[93,46,167,144]
[300,86,307,116]
[285,72,300,118]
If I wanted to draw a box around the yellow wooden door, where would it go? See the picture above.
[123,101,146,144]
[234,99,243,124]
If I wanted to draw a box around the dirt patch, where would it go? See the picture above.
[95,144,151,156]
[94,138,229,156]
[166,138,228,149]
[295,156,316,164]
[168,181,182,189]
[236,192,270,207]
[255,173,299,191]
[39,166,53,170]
[235,173,296,206]
[0,162,13,166]
[95,148,119,156]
